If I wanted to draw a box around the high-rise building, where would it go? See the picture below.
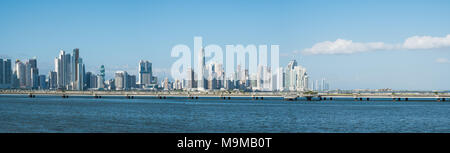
[48,71,57,89]
[0,59,4,85]
[76,58,85,90]
[320,78,329,91]
[54,49,86,90]
[174,79,182,90]
[99,65,105,81]
[0,59,12,88]
[11,71,19,88]
[277,67,285,91]
[64,53,72,89]
[84,72,92,89]
[72,48,79,83]
[31,67,39,89]
[127,74,136,89]
[27,58,39,89]
[55,50,68,89]
[285,60,297,91]
[138,60,153,86]
[89,74,97,89]
[5,59,12,88]
[15,60,26,88]
[24,61,31,88]
[107,79,115,90]
[38,75,46,89]
[255,65,272,91]
[163,77,170,90]
[97,74,104,89]
[197,48,206,90]
[283,59,308,91]
[185,68,194,89]
[85,72,98,89]
[114,71,128,90]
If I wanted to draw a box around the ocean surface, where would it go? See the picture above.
[0,95,449,133]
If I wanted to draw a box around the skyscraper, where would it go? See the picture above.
[285,60,298,91]
[0,59,4,85]
[277,67,285,91]
[197,48,206,90]
[31,66,39,89]
[89,74,98,89]
[48,71,57,89]
[15,60,26,88]
[0,59,12,88]
[283,59,308,91]
[72,48,79,82]
[138,60,153,86]
[54,49,86,90]
[24,61,31,88]
[55,50,66,89]
[127,74,136,89]
[72,48,80,89]
[38,75,46,89]
[64,53,72,89]
[185,68,194,89]
[84,72,92,89]
[115,71,128,90]
[97,74,104,89]
[76,58,85,90]
[28,58,39,89]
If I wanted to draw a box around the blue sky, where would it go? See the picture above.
[1,0,449,90]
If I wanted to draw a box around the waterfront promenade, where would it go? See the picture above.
[1,89,449,101]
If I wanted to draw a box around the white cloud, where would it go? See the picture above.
[301,34,450,55]
[302,39,392,55]
[436,58,450,64]
[403,34,450,49]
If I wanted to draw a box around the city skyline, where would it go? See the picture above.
[1,0,450,90]
[1,48,328,92]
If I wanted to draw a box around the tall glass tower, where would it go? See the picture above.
[99,65,105,81]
